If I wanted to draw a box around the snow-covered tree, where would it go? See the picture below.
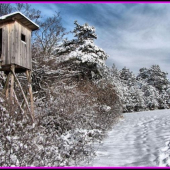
[120,85,145,112]
[54,21,109,79]
[111,63,119,78]
[141,83,159,110]
[137,65,170,92]
[137,65,170,109]
[119,67,136,86]
[118,67,145,112]
[73,20,97,42]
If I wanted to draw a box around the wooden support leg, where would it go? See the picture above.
[26,70,35,121]
[3,73,11,99]
[10,65,15,104]
[13,90,25,116]
[21,90,28,109]
[11,69,34,123]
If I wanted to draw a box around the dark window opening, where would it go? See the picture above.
[21,33,26,42]
[0,29,2,59]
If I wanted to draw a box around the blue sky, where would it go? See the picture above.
[31,2,170,78]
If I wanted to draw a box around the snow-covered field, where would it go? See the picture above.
[79,109,170,167]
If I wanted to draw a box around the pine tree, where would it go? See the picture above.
[73,21,97,42]
[137,65,170,109]
[119,67,136,86]
[54,21,109,79]
[137,65,170,92]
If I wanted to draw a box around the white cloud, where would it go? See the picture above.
[94,3,170,78]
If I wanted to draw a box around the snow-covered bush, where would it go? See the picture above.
[0,85,114,166]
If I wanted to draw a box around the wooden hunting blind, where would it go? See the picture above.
[0,12,39,122]
[0,11,39,72]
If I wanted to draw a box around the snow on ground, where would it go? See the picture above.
[78,109,170,167]
[159,141,170,166]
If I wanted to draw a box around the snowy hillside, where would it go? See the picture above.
[78,109,170,167]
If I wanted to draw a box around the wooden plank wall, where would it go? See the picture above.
[1,21,32,70]
[1,22,15,66]
[14,21,32,70]
[1,24,8,66]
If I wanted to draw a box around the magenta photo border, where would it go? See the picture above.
[0,0,170,169]
[1,1,170,3]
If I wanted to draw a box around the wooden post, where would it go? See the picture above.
[6,75,10,99]
[26,70,35,121]
[21,90,28,108]
[13,90,25,116]
[11,68,34,122]
[10,65,15,103]
[3,73,11,99]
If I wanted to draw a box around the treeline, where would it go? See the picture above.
[111,65,170,112]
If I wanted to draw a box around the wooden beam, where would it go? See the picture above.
[3,72,11,99]
[13,90,26,117]
[21,90,28,108]
[11,68,34,122]
[10,65,15,103]
[26,70,35,120]
[0,59,2,69]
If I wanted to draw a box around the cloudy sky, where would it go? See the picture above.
[31,2,170,78]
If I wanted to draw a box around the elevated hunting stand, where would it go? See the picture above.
[0,12,39,122]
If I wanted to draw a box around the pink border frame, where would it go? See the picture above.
[1,167,170,169]
[0,0,170,169]
[1,1,170,3]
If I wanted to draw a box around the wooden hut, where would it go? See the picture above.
[0,12,39,122]
[0,11,39,72]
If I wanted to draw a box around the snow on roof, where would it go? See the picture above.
[0,11,39,31]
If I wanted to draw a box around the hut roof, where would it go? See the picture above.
[0,11,39,31]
